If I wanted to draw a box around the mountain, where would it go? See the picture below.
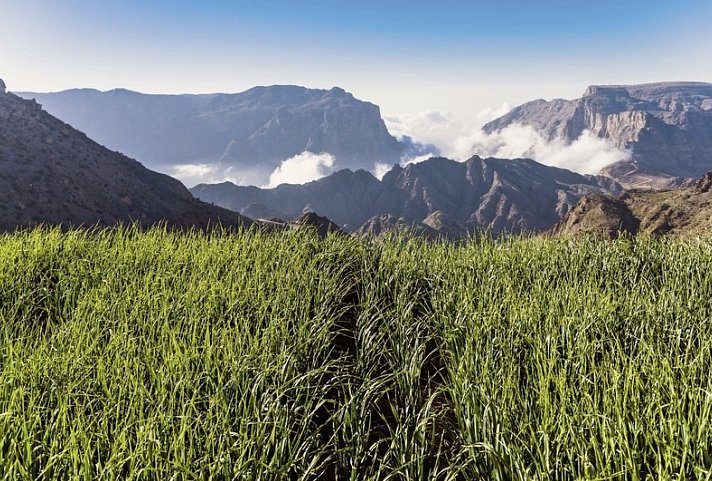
[17,86,405,186]
[0,79,249,231]
[484,82,712,189]
[191,156,622,236]
[549,172,712,238]
[355,211,468,240]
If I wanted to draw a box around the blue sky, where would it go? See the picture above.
[2,0,712,123]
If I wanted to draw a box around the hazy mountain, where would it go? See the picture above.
[484,82,712,189]
[549,172,712,238]
[191,156,622,236]
[17,86,405,186]
[0,79,249,231]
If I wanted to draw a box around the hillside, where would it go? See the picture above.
[17,86,405,185]
[484,82,712,189]
[550,171,712,238]
[191,155,621,235]
[0,80,249,231]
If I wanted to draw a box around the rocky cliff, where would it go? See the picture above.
[484,82,712,189]
[192,156,621,236]
[0,80,249,231]
[17,86,405,186]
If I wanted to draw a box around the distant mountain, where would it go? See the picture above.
[549,172,712,238]
[355,211,468,240]
[191,156,622,236]
[17,86,405,186]
[354,213,440,239]
[0,79,249,231]
[484,82,712,189]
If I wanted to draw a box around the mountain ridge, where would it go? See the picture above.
[191,155,622,236]
[0,79,250,231]
[17,85,406,186]
[549,171,712,238]
[484,81,712,189]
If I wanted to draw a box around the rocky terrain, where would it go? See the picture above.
[549,171,712,238]
[0,80,250,231]
[484,82,712,189]
[18,86,405,185]
[192,155,622,236]
[354,211,469,240]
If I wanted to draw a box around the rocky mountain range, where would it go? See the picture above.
[17,86,405,186]
[549,171,712,238]
[484,82,712,189]
[191,156,622,236]
[0,79,249,231]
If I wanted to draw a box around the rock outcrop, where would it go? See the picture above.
[550,171,712,238]
[0,84,249,231]
[355,213,440,240]
[356,210,470,240]
[192,156,621,237]
[484,82,712,189]
[293,212,344,238]
[17,86,405,185]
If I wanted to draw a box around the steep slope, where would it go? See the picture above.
[192,156,621,236]
[484,82,712,189]
[17,86,404,185]
[0,81,249,231]
[550,172,712,238]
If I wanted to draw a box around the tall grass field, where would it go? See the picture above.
[1,226,711,480]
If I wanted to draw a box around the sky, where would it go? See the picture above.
[2,0,712,125]
[2,0,712,186]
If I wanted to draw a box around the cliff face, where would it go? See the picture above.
[0,81,249,231]
[484,82,712,189]
[192,156,621,236]
[549,171,712,238]
[17,86,404,186]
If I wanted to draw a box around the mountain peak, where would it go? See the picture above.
[0,78,6,94]
[582,85,631,97]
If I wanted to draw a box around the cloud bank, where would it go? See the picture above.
[267,152,335,187]
[171,163,245,188]
[454,124,631,174]
[174,104,629,188]
[382,105,630,175]
[170,152,337,188]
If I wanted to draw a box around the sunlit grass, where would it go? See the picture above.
[0,227,710,479]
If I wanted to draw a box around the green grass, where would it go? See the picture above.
[0,226,711,480]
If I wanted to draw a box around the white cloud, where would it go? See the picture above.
[474,103,512,124]
[383,105,629,175]
[373,162,393,180]
[384,110,454,150]
[171,163,245,187]
[384,104,512,159]
[454,124,631,174]
[384,110,451,142]
[267,152,335,188]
